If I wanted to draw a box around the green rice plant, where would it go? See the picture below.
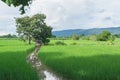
[0,39,39,80]
[39,40,120,80]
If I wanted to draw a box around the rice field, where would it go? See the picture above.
[1,39,120,80]
[39,39,120,80]
[0,39,39,80]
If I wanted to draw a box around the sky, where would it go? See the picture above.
[0,0,120,35]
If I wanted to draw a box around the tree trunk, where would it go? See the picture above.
[28,33,31,45]
[34,40,42,56]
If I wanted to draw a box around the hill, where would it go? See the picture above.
[52,27,120,37]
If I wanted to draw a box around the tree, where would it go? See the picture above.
[72,34,79,40]
[1,0,32,14]
[97,31,111,41]
[15,14,52,55]
[30,14,52,44]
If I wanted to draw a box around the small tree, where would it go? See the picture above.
[72,34,79,40]
[97,31,111,41]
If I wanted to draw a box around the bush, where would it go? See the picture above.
[43,39,50,45]
[71,34,79,40]
[97,31,111,41]
[55,41,66,45]
[70,42,77,45]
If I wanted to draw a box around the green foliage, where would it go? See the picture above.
[15,13,52,45]
[1,0,32,14]
[114,34,120,38]
[31,14,52,44]
[15,16,32,44]
[55,41,66,45]
[72,34,79,40]
[43,39,50,45]
[97,31,112,41]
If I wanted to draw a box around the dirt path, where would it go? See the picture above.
[27,53,66,80]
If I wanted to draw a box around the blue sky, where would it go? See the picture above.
[0,0,120,35]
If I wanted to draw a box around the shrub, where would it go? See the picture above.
[44,39,50,45]
[97,31,111,41]
[72,34,79,40]
[55,41,66,45]
[70,42,77,45]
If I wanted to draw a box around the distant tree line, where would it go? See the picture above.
[53,31,117,42]
[0,34,17,38]
[114,34,120,38]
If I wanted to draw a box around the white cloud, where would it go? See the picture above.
[0,1,20,35]
[29,0,120,30]
[1,0,120,35]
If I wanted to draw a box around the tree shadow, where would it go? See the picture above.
[39,52,120,80]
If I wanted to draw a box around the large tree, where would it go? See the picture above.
[15,14,52,55]
[1,0,32,14]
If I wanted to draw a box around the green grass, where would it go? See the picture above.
[0,39,39,80]
[39,40,120,80]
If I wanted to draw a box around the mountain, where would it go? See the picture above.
[52,27,120,37]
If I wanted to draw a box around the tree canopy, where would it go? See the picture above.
[1,0,32,14]
[15,16,32,44]
[97,31,114,41]
[15,13,52,45]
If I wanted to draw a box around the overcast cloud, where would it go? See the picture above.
[0,0,120,35]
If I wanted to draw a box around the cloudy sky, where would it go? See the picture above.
[0,0,120,35]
